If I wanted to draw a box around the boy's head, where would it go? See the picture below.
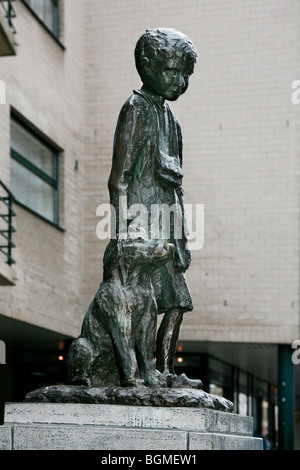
[135,28,197,101]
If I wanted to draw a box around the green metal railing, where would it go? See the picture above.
[0,0,17,35]
[0,180,16,266]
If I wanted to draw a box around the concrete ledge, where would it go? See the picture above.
[0,425,12,450]
[5,402,253,435]
[2,402,263,450]
[189,432,264,450]
[12,424,187,451]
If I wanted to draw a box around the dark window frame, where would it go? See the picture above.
[10,112,61,228]
[21,0,65,49]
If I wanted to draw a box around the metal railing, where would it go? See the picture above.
[0,0,17,35]
[0,180,16,266]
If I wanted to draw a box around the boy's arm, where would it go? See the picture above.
[175,117,192,272]
[175,118,183,167]
[108,99,150,230]
[156,116,184,187]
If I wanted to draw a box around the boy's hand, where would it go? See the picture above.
[156,153,183,187]
[174,247,191,272]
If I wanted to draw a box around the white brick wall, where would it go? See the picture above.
[1,0,299,345]
[0,0,86,336]
[84,0,300,344]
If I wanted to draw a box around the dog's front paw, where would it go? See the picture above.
[121,377,145,388]
[143,370,169,388]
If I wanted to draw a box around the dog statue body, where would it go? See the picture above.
[67,238,173,387]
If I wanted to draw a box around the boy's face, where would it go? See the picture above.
[143,55,192,102]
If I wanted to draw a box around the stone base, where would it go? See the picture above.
[0,401,263,450]
[23,384,234,412]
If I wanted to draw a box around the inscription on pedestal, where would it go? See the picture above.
[128,413,162,429]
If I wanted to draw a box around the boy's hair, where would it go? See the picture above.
[135,28,197,82]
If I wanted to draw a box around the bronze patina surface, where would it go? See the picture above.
[26,29,233,411]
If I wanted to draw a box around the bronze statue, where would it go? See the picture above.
[25,29,234,412]
[67,28,201,389]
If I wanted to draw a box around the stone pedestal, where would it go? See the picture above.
[0,401,263,450]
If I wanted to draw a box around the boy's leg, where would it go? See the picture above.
[156,308,183,375]
[153,263,201,387]
[156,308,202,389]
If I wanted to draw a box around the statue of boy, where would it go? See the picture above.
[107,28,201,388]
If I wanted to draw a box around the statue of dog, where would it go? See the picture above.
[67,237,174,388]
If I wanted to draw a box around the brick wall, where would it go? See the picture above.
[84,0,300,344]
[1,0,299,345]
[0,0,86,337]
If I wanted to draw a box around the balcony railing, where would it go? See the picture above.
[0,180,16,266]
[0,0,17,34]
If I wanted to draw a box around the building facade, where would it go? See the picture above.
[0,0,86,417]
[0,0,299,450]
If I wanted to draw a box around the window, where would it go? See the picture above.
[23,0,59,38]
[10,115,59,225]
